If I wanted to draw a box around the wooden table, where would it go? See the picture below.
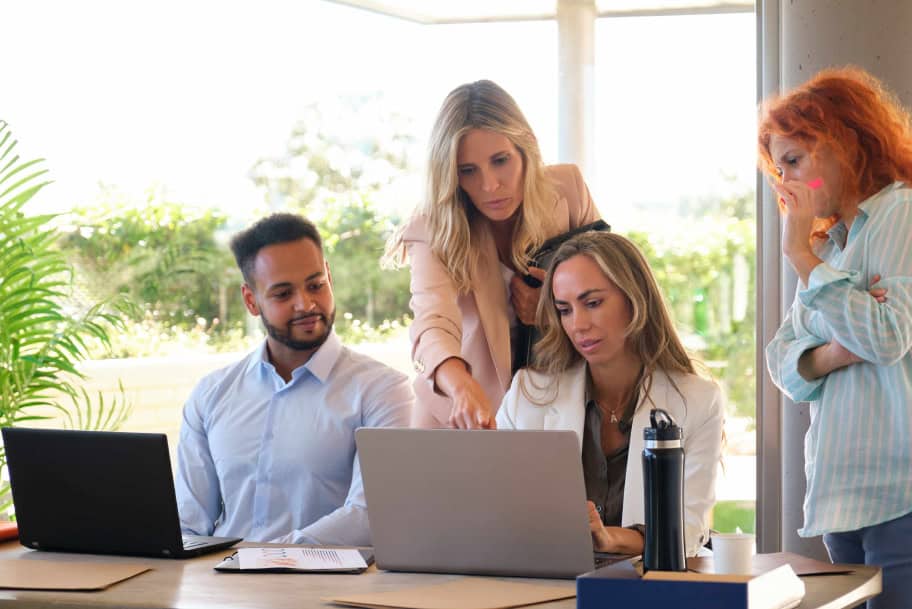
[0,541,881,609]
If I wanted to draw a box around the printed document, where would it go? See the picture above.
[237,547,367,570]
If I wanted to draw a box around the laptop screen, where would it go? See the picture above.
[2,427,186,556]
[356,428,597,578]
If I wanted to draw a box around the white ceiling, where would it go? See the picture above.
[325,0,754,24]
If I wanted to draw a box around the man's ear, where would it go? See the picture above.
[241,283,260,316]
[325,260,333,287]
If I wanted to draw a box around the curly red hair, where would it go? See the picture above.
[758,66,912,240]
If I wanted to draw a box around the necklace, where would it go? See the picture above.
[591,366,644,426]
[597,400,623,424]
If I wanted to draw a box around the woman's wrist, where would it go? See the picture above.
[434,357,473,398]
[798,342,847,380]
[786,250,822,286]
[595,526,645,554]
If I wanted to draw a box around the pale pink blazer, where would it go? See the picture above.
[401,164,600,428]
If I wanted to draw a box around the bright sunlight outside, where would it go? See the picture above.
[3,0,756,531]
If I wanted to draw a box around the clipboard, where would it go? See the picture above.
[214,548,374,574]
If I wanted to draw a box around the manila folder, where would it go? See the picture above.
[0,558,150,591]
[326,577,575,609]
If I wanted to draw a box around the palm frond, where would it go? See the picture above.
[63,382,132,432]
[0,121,133,475]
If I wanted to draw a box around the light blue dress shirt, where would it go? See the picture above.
[175,332,413,546]
[766,182,912,537]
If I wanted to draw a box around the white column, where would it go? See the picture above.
[556,0,596,177]
[758,0,912,558]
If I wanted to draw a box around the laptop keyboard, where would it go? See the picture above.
[182,535,208,549]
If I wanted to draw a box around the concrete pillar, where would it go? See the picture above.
[780,2,912,102]
[759,0,912,558]
[556,0,596,177]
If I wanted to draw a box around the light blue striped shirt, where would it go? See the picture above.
[767,182,912,537]
[175,332,413,546]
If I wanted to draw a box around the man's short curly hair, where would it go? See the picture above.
[229,213,322,285]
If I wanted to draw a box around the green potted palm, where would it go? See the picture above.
[0,120,130,513]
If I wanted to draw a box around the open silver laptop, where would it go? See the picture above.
[356,428,628,579]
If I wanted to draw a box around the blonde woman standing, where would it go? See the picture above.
[388,80,600,429]
[496,231,723,556]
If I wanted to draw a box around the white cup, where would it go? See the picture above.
[711,532,755,575]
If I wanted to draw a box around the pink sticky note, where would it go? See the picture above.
[807,177,824,190]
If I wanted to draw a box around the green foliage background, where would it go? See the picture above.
[59,189,243,332]
[0,120,131,509]
[317,194,411,331]
[250,95,415,340]
[51,97,756,427]
[627,211,756,420]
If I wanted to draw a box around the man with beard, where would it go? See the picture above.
[174,213,413,546]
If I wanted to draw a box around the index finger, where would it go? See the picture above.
[772,181,798,201]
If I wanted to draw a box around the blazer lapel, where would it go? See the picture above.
[624,407,646,527]
[543,406,562,430]
[622,371,678,527]
[542,362,587,453]
[472,221,512,391]
[553,190,572,233]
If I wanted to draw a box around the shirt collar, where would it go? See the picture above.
[826,181,902,246]
[247,331,343,384]
[859,181,904,216]
[583,364,596,406]
[825,221,849,249]
[246,340,271,376]
[300,331,342,384]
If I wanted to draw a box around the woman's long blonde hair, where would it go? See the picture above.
[528,231,695,403]
[385,80,556,292]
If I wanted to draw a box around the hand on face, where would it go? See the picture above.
[767,134,848,280]
[772,179,819,261]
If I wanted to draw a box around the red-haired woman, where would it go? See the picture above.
[761,67,912,609]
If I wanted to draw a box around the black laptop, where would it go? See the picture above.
[1,427,241,558]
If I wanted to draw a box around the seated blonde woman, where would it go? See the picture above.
[495,231,724,556]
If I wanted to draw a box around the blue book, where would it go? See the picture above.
[577,561,804,609]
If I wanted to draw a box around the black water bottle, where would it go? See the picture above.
[642,408,686,572]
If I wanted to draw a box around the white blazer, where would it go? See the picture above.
[496,361,725,557]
